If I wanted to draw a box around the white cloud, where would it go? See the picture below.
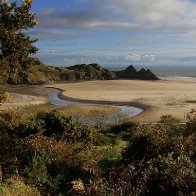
[88,0,196,31]
[37,10,110,29]
[37,50,196,66]
[123,53,155,62]
[124,54,141,61]
[103,0,191,21]
[35,0,196,33]
[33,0,196,66]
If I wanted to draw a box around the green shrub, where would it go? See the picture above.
[0,111,26,177]
[0,178,40,196]
[0,109,196,195]
[158,114,180,124]
[107,122,137,140]
[185,109,196,135]
[92,131,113,146]
[24,135,76,167]
[122,123,193,164]
[110,122,136,134]
[23,135,88,194]
[20,116,45,137]
[106,122,196,195]
[0,110,25,132]
[146,153,196,195]
[38,111,92,143]
[25,151,51,186]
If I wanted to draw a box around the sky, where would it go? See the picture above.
[21,0,196,67]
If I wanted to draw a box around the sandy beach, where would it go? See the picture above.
[49,77,196,122]
[2,77,196,123]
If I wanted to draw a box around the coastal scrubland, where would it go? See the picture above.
[0,109,195,195]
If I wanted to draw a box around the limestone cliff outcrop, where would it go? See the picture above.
[115,65,159,80]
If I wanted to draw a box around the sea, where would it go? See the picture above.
[106,66,196,78]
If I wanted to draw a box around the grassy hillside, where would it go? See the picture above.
[0,61,158,84]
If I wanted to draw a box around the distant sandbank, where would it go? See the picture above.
[49,77,196,122]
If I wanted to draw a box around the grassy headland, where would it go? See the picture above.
[0,62,158,85]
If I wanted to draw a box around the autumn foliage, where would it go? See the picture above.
[0,109,195,195]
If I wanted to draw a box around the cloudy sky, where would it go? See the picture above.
[25,0,196,67]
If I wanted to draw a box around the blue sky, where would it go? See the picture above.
[23,0,196,67]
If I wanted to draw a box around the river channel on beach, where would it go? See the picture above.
[48,88,143,125]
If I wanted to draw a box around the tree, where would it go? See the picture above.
[0,0,38,78]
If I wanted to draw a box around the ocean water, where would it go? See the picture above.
[107,66,196,78]
[145,67,196,77]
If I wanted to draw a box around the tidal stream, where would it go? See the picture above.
[48,88,143,125]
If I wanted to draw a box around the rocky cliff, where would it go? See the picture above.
[115,65,159,80]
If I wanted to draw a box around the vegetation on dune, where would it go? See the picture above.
[0,109,195,195]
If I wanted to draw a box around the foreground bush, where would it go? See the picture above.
[37,111,92,143]
[0,111,98,194]
[0,110,195,195]
[106,120,196,195]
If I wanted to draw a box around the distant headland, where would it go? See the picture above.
[1,61,159,84]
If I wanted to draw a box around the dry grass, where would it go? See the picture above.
[56,104,119,117]
[49,78,196,122]
[27,104,119,118]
